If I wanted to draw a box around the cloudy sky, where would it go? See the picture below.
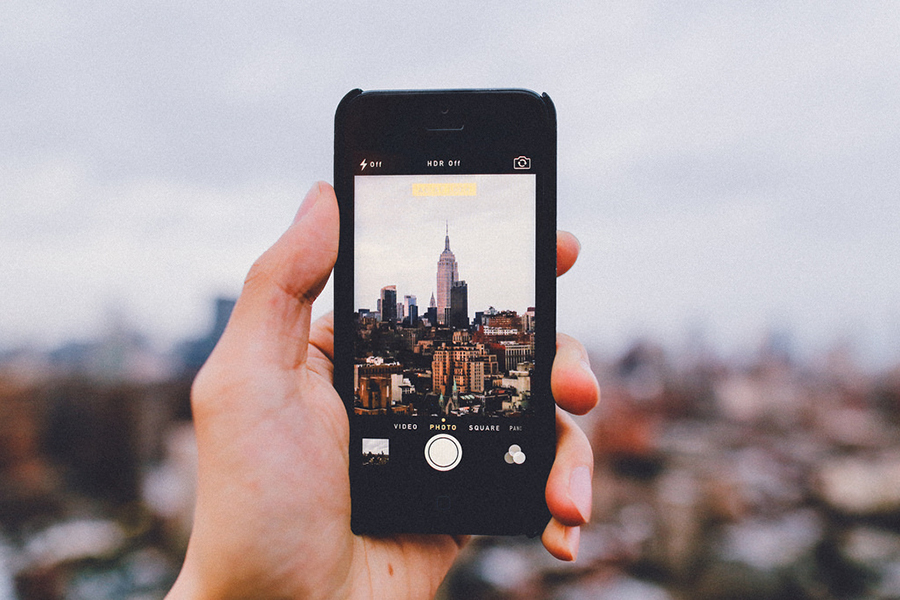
[2,2,899,365]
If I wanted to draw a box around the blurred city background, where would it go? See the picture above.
[3,2,899,599]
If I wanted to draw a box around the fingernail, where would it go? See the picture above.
[569,466,592,524]
[293,182,322,224]
[581,357,594,376]
[583,362,601,401]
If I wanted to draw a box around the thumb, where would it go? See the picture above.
[214,181,339,370]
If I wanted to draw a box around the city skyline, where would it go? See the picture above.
[364,225,531,328]
[353,206,538,418]
[354,174,536,320]
[362,231,530,325]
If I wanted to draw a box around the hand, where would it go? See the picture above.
[167,182,600,600]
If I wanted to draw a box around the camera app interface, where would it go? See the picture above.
[354,174,537,465]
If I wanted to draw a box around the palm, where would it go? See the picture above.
[186,312,462,600]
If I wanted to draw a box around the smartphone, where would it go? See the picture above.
[333,89,556,536]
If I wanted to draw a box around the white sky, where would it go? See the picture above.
[354,175,535,317]
[2,2,899,366]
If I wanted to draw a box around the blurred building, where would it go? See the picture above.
[176,297,235,375]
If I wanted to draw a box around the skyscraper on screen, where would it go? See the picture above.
[436,225,459,325]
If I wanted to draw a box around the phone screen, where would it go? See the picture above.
[335,89,555,535]
[353,173,536,455]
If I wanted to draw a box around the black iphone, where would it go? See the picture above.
[333,89,556,536]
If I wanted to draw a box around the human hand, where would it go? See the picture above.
[166,182,600,600]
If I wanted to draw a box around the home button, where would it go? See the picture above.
[424,434,462,471]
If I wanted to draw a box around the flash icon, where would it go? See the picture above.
[360,159,367,171]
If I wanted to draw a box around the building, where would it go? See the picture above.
[524,307,536,333]
[436,226,459,325]
[450,280,469,329]
[357,376,391,414]
[489,342,534,372]
[380,286,397,323]
[404,295,418,326]
[354,361,403,398]
[473,309,532,345]
[432,342,498,396]
[502,366,532,409]
[487,311,522,332]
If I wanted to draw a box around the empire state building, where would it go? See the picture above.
[436,226,459,325]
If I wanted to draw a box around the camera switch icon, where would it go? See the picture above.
[504,444,526,465]
[513,156,531,170]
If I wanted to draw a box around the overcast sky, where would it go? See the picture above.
[2,2,899,366]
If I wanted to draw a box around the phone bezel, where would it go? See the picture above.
[334,89,557,536]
